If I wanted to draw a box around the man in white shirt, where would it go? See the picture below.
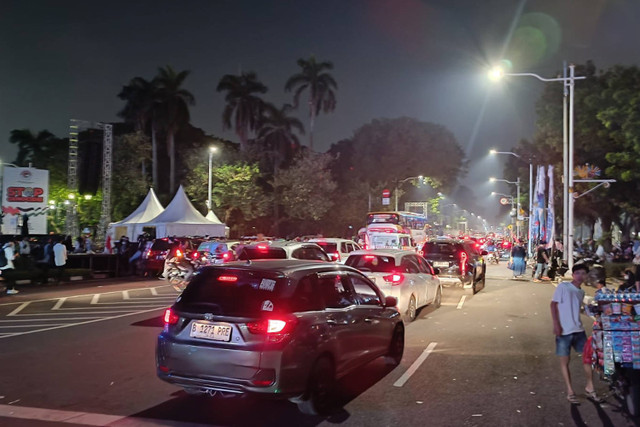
[53,237,68,283]
[0,241,17,295]
[550,263,600,404]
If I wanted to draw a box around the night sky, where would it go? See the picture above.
[2,0,639,222]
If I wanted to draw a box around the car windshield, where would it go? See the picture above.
[423,242,458,255]
[238,247,287,260]
[314,242,338,253]
[176,268,293,316]
[345,255,396,273]
[150,240,175,251]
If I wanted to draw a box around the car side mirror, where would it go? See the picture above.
[432,267,440,275]
[481,250,488,256]
[384,296,398,308]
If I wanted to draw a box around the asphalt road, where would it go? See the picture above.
[0,265,636,426]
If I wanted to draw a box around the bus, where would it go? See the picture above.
[362,211,428,249]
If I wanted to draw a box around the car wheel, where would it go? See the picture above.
[384,324,405,366]
[434,287,442,308]
[406,296,417,322]
[296,357,336,416]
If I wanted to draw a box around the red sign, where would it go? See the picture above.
[6,186,44,203]
[382,189,390,198]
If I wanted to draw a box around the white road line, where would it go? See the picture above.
[52,298,67,310]
[456,295,467,309]
[0,324,67,329]
[393,342,438,387]
[122,290,130,300]
[150,287,158,296]
[10,309,161,316]
[0,306,167,339]
[0,284,179,307]
[6,302,30,316]
[90,294,100,304]
[0,403,210,427]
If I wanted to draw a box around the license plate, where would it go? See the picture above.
[433,261,449,268]
[190,321,232,341]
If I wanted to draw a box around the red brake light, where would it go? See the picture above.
[222,252,230,260]
[330,252,341,261]
[383,273,404,285]
[246,318,297,343]
[218,275,238,282]
[175,249,183,257]
[257,244,269,251]
[364,255,376,260]
[192,251,199,259]
[163,308,179,325]
[459,251,468,275]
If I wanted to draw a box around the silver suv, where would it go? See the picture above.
[156,260,403,415]
[236,241,331,262]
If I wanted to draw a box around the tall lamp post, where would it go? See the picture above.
[395,175,423,211]
[490,150,533,255]
[489,64,586,271]
[207,146,218,214]
[490,177,521,239]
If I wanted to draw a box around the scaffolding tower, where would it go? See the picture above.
[66,119,113,245]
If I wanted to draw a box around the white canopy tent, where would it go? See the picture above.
[134,185,226,238]
[109,188,165,240]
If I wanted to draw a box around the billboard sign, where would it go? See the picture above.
[1,167,49,235]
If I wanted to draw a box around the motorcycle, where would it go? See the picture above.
[486,251,500,265]
[165,251,202,286]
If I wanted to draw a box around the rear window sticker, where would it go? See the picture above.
[259,278,276,292]
[261,300,274,311]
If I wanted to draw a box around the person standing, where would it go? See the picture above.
[53,237,68,283]
[533,241,550,282]
[19,237,31,257]
[550,263,601,404]
[1,241,18,294]
[510,240,527,278]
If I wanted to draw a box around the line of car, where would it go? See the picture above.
[155,236,488,415]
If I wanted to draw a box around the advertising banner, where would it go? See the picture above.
[1,167,49,235]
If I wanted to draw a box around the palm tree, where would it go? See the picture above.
[117,77,159,187]
[285,55,337,151]
[216,72,268,152]
[257,103,304,170]
[155,66,195,194]
[9,129,57,166]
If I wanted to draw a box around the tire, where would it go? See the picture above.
[434,287,442,308]
[296,357,336,416]
[384,325,405,366]
[406,296,417,322]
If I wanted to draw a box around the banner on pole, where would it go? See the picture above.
[545,165,555,247]
[1,167,49,235]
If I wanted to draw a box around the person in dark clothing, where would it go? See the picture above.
[510,240,527,278]
[534,241,550,282]
[620,268,637,292]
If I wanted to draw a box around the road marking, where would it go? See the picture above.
[151,287,158,296]
[393,342,438,387]
[0,324,67,329]
[0,317,101,322]
[0,284,178,307]
[90,294,100,304]
[52,298,67,310]
[0,403,209,427]
[122,290,130,300]
[0,306,167,339]
[456,295,467,309]
[6,302,30,316]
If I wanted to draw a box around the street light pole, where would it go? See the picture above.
[207,146,217,213]
[489,64,586,271]
[395,175,423,211]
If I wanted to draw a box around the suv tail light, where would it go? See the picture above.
[163,308,179,325]
[383,273,404,285]
[329,252,341,262]
[144,249,152,259]
[251,369,276,387]
[246,317,297,343]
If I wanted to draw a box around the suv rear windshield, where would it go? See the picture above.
[238,247,287,260]
[313,242,338,253]
[345,255,396,273]
[150,239,176,251]
[422,242,459,255]
[176,268,293,316]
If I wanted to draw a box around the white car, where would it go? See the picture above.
[308,238,361,263]
[345,249,442,321]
